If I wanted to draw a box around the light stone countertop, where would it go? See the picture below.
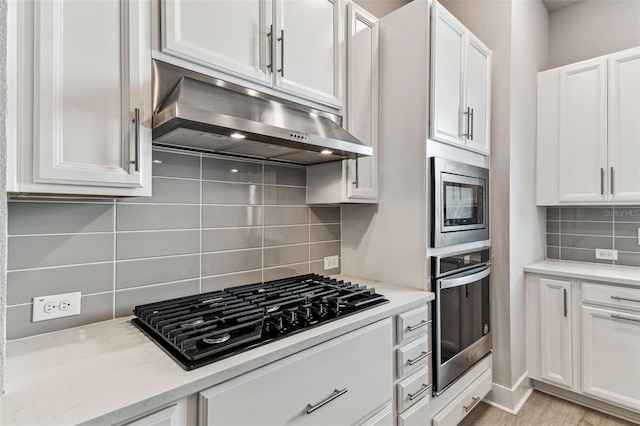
[524,259,640,287]
[1,275,433,426]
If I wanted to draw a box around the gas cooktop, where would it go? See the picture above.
[132,274,388,370]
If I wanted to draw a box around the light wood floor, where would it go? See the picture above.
[458,391,638,426]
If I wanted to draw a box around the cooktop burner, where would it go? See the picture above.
[132,274,388,370]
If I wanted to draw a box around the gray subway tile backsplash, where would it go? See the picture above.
[546,206,640,267]
[6,149,341,339]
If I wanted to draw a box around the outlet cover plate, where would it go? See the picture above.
[595,249,618,261]
[324,255,340,270]
[33,292,81,322]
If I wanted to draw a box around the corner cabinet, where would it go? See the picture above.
[536,46,640,205]
[526,272,640,418]
[430,0,491,155]
[306,3,379,204]
[159,0,343,109]
[198,319,392,426]
[8,0,152,197]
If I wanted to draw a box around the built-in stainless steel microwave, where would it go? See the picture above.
[431,157,489,248]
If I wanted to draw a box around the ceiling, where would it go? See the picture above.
[541,0,582,12]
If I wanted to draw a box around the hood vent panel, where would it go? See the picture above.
[152,61,371,165]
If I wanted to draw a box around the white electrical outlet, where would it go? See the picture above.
[324,255,340,270]
[32,292,81,322]
[595,249,618,261]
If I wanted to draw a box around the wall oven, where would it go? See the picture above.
[432,247,491,395]
[431,157,489,248]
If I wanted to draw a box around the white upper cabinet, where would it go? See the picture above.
[306,2,378,204]
[607,48,640,202]
[537,46,640,205]
[430,1,491,155]
[161,0,273,86]
[558,57,608,202]
[160,0,343,109]
[8,0,152,196]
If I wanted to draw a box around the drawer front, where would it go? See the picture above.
[432,368,492,426]
[396,305,431,344]
[582,282,640,313]
[397,367,431,413]
[397,335,431,377]
[358,403,393,426]
[397,393,430,426]
[200,319,392,426]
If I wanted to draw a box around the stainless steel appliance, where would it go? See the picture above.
[432,248,491,395]
[132,274,388,370]
[431,157,489,248]
[151,60,371,165]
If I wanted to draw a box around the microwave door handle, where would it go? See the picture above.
[439,266,491,290]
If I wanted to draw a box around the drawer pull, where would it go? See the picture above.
[463,396,481,412]
[611,296,640,303]
[408,384,430,401]
[306,388,348,414]
[408,351,429,366]
[611,314,640,324]
[407,320,429,332]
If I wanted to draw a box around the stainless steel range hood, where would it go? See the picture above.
[152,61,371,165]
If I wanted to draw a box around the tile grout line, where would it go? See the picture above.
[112,198,117,319]
[199,153,203,294]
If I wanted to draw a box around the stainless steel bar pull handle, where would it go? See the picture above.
[266,25,273,71]
[600,168,605,195]
[563,289,568,318]
[611,167,614,195]
[277,29,284,76]
[407,320,429,332]
[408,351,429,366]
[464,396,482,412]
[469,107,474,141]
[611,295,640,303]
[462,107,471,137]
[131,108,140,172]
[353,155,359,188]
[408,384,430,401]
[306,388,347,414]
[611,314,640,324]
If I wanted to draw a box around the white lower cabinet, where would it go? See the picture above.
[527,272,640,416]
[199,319,392,425]
[582,306,640,412]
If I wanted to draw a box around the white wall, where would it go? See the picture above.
[509,0,548,394]
[354,0,410,18]
[0,0,7,395]
[548,0,640,68]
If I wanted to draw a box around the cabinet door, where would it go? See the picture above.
[32,0,151,193]
[464,33,491,154]
[430,1,465,147]
[558,57,608,202]
[539,277,573,388]
[582,306,640,411]
[608,47,640,202]
[346,3,378,201]
[274,0,342,108]
[161,0,273,86]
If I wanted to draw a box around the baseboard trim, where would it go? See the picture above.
[532,380,640,424]
[483,371,533,415]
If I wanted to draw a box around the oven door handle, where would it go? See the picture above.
[439,265,491,290]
